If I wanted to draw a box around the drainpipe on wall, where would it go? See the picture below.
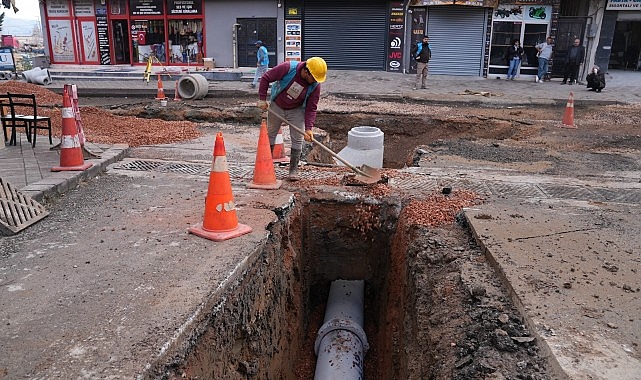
[232,23,241,69]
[314,280,369,380]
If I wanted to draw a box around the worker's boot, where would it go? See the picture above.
[288,149,301,181]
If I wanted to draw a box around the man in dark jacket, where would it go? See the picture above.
[586,65,606,92]
[411,35,431,90]
[561,38,585,85]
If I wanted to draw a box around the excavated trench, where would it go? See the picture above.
[162,197,405,379]
[156,192,546,380]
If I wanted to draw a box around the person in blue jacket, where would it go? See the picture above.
[251,41,269,88]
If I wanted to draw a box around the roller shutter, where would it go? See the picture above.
[427,6,486,76]
[303,0,387,70]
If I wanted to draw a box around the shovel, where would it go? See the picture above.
[268,109,381,184]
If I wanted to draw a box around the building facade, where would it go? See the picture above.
[38,0,640,80]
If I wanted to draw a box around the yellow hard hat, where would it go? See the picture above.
[305,57,327,83]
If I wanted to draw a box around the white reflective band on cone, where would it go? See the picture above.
[62,107,74,118]
[60,135,81,149]
[275,133,284,144]
[212,156,228,172]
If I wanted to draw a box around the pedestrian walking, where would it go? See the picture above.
[535,36,554,83]
[250,40,269,88]
[257,57,327,181]
[411,35,431,90]
[505,39,523,80]
[561,38,585,85]
[586,65,606,92]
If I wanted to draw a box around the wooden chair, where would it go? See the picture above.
[8,93,52,147]
[1,93,29,146]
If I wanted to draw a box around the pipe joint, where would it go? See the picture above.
[314,317,369,355]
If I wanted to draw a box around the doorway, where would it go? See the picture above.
[112,20,130,64]
[553,17,586,77]
[236,18,276,68]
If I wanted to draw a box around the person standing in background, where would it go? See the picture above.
[505,39,524,80]
[411,35,432,90]
[535,36,554,83]
[561,38,585,85]
[250,41,269,89]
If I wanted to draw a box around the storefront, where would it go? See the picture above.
[605,0,641,71]
[294,0,389,70]
[488,2,554,79]
[44,0,204,66]
[409,1,494,76]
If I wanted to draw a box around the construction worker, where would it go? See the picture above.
[250,40,269,88]
[257,57,327,181]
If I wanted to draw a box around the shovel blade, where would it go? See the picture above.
[353,165,381,184]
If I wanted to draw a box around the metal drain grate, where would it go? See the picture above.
[538,184,603,201]
[0,177,49,236]
[116,160,166,171]
[157,162,210,176]
[487,182,546,198]
[591,187,641,204]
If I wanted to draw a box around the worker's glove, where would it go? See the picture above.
[304,130,314,142]
[257,100,268,111]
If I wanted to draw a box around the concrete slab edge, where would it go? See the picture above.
[20,144,130,203]
[462,208,571,380]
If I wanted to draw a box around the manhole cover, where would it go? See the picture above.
[0,177,49,236]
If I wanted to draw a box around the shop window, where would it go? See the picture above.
[490,21,521,66]
[522,24,548,68]
[132,20,166,63]
[168,20,203,63]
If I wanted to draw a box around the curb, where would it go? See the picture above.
[20,144,130,203]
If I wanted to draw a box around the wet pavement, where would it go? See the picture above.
[1,67,641,379]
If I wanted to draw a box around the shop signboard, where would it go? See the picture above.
[387,1,404,72]
[411,0,498,6]
[96,16,111,64]
[607,0,641,10]
[74,0,95,17]
[130,0,163,16]
[46,0,71,17]
[167,0,202,15]
[493,4,551,22]
[284,20,301,62]
[0,47,16,72]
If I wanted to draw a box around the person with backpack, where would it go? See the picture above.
[257,57,327,181]
[250,40,269,88]
[410,35,431,90]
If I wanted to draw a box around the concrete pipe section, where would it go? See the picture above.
[21,67,52,85]
[314,280,369,380]
[177,74,209,100]
[337,126,384,169]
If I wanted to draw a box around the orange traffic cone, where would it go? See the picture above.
[272,126,290,163]
[155,74,166,100]
[561,91,576,128]
[51,89,93,172]
[173,80,181,101]
[188,132,252,242]
[248,119,283,190]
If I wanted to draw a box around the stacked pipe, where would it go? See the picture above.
[314,280,369,380]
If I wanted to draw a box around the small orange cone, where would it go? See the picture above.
[51,89,93,172]
[173,80,181,101]
[272,126,290,163]
[248,119,283,190]
[561,91,576,128]
[188,132,252,242]
[155,74,166,100]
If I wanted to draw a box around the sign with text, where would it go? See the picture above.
[387,2,404,72]
[167,0,202,15]
[0,47,16,71]
[96,15,111,65]
[129,0,163,16]
[607,0,641,10]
